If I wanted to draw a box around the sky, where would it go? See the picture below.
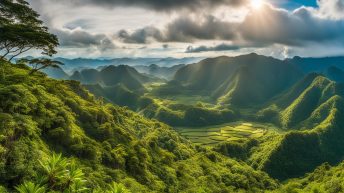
[26,0,344,59]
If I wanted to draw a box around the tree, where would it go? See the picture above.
[15,153,132,193]
[16,153,89,193]
[106,182,131,193]
[18,58,63,75]
[15,182,46,193]
[0,0,58,61]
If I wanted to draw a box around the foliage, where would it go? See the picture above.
[15,182,46,193]
[0,61,278,192]
[15,153,131,193]
[270,162,344,193]
[18,58,64,75]
[0,0,58,60]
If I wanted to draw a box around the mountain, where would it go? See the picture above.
[174,53,303,106]
[0,60,278,192]
[326,66,344,82]
[54,57,202,73]
[287,56,344,73]
[41,67,69,80]
[84,84,150,110]
[280,75,344,128]
[134,64,185,80]
[248,75,344,180]
[70,65,158,91]
[275,162,344,192]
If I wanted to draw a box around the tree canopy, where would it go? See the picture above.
[18,58,64,75]
[0,0,58,61]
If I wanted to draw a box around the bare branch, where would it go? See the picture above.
[9,46,32,61]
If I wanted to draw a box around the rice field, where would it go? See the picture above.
[176,122,271,146]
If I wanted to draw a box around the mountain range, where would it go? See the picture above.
[5,53,344,192]
[67,53,344,182]
[53,57,202,73]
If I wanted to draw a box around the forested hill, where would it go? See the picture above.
[70,65,157,91]
[0,60,277,192]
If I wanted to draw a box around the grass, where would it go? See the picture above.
[176,122,273,146]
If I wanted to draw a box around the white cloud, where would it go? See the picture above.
[26,0,344,58]
[318,0,344,19]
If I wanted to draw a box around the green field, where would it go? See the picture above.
[176,122,273,146]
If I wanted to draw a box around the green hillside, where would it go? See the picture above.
[281,76,333,128]
[174,53,303,106]
[84,84,141,110]
[272,161,344,193]
[41,67,69,80]
[0,60,279,192]
[70,65,159,91]
[248,76,344,180]
[5,0,344,192]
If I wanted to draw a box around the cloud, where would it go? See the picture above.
[119,3,344,49]
[318,0,344,19]
[162,44,169,49]
[27,0,344,58]
[117,15,238,43]
[240,4,344,46]
[63,19,95,30]
[164,15,238,42]
[117,27,164,43]
[52,29,116,50]
[185,43,240,53]
[67,0,248,11]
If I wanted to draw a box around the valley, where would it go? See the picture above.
[3,52,344,192]
[3,0,344,192]
[64,53,344,183]
[176,122,272,146]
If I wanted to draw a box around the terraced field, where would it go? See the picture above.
[176,122,272,146]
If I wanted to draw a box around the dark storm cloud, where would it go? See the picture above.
[118,27,164,43]
[52,29,116,50]
[119,3,344,49]
[162,44,169,49]
[185,43,240,53]
[117,15,238,43]
[164,15,238,42]
[79,0,248,11]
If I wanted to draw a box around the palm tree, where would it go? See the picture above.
[16,153,91,193]
[15,182,46,193]
[106,182,131,193]
[39,153,69,189]
[62,161,88,193]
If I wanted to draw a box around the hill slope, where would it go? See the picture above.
[326,66,344,82]
[273,162,344,193]
[70,65,157,91]
[287,56,344,73]
[0,61,277,192]
[249,75,344,180]
[174,53,303,106]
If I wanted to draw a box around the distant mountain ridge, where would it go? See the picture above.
[70,65,158,91]
[134,64,185,80]
[54,57,202,72]
[286,56,344,73]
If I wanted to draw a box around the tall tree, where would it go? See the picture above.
[0,0,58,61]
